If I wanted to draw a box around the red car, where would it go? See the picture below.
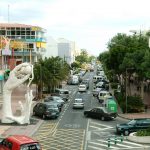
[0,135,41,150]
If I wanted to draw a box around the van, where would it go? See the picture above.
[98,90,112,103]
[54,88,69,101]
[71,75,79,85]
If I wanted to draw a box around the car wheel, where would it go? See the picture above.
[124,130,129,136]
[101,116,105,121]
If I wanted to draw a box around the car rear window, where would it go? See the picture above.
[75,99,83,103]
[20,143,41,150]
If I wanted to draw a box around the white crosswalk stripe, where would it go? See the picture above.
[87,139,147,150]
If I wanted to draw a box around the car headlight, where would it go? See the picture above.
[117,127,122,131]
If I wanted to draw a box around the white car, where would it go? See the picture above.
[78,84,87,92]
[73,98,84,109]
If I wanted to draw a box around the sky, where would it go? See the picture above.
[1,0,150,56]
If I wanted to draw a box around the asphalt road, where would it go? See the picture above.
[33,71,150,150]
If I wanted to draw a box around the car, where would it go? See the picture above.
[92,87,104,97]
[44,96,65,111]
[78,84,87,92]
[33,102,60,119]
[73,98,84,109]
[116,118,150,136]
[98,90,112,103]
[0,135,41,150]
[81,79,89,89]
[52,88,70,101]
[84,107,117,120]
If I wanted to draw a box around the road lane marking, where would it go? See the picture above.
[89,125,113,130]
[90,121,113,128]
[88,141,119,149]
[84,119,90,150]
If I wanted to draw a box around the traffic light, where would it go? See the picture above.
[4,69,10,80]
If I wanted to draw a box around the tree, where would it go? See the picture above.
[33,57,70,98]
[75,49,88,64]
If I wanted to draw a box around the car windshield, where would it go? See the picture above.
[20,143,41,150]
[127,120,136,125]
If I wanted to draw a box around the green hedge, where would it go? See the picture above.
[136,127,150,136]
[114,91,144,113]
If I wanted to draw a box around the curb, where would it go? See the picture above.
[118,114,131,120]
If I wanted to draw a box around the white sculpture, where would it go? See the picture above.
[1,62,34,124]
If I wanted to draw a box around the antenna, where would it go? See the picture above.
[8,4,10,23]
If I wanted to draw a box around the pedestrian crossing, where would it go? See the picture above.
[89,121,113,131]
[85,120,150,150]
[87,138,149,150]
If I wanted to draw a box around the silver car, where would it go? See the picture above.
[73,98,84,109]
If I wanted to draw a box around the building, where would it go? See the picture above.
[43,36,58,59]
[0,23,46,69]
[57,38,80,64]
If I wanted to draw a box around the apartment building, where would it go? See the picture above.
[0,23,46,69]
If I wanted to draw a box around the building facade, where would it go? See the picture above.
[0,23,46,69]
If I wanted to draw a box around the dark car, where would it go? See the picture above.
[116,118,150,136]
[84,107,117,121]
[33,102,60,119]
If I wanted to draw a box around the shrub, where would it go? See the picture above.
[111,82,118,89]
[114,92,144,113]
[136,127,150,136]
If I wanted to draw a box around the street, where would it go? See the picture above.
[32,71,150,150]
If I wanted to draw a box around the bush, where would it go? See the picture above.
[136,127,150,136]
[127,96,144,113]
[114,92,144,113]
[111,82,118,89]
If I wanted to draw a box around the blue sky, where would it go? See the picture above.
[1,0,150,56]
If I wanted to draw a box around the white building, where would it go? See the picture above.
[57,38,76,64]
[43,36,58,59]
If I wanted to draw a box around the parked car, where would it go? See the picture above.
[44,96,65,111]
[84,107,117,120]
[52,88,70,101]
[73,98,84,109]
[33,102,60,119]
[78,84,87,92]
[0,135,41,150]
[116,118,150,136]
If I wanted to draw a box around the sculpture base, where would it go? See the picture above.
[0,117,39,126]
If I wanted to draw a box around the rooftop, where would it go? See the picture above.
[0,23,40,28]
